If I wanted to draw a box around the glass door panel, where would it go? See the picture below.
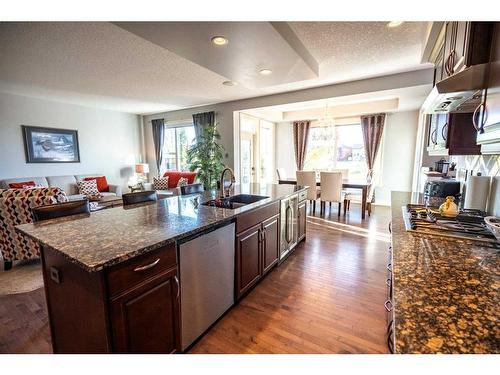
[259,121,275,184]
[240,133,254,184]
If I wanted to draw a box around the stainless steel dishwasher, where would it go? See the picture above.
[178,222,235,351]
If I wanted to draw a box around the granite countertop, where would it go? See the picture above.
[16,183,306,273]
[391,191,500,354]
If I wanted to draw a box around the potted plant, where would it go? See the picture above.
[187,123,226,190]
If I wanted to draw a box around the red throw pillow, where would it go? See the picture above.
[163,171,197,188]
[83,176,109,192]
[8,181,36,189]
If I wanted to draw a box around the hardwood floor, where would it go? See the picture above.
[0,285,51,353]
[191,203,391,354]
[0,203,391,354]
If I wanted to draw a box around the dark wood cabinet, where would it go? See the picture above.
[235,203,280,299]
[41,243,181,353]
[433,44,445,86]
[476,23,500,153]
[297,201,307,242]
[236,223,262,296]
[110,267,180,353]
[262,215,279,275]
[427,112,481,155]
[442,22,493,79]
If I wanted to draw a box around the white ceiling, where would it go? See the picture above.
[0,21,432,114]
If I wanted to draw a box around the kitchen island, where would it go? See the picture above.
[16,183,308,353]
[390,191,500,354]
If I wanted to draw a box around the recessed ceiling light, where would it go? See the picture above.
[222,80,237,86]
[211,36,228,46]
[259,69,273,75]
[387,21,404,28]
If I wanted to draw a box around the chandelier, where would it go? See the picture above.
[318,102,335,127]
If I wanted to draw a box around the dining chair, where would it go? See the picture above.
[319,171,344,217]
[296,170,319,213]
[331,168,351,210]
[32,199,90,222]
[122,190,158,206]
[276,168,286,180]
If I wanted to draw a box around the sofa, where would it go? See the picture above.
[0,174,122,201]
[143,171,198,195]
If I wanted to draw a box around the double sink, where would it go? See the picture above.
[202,194,269,209]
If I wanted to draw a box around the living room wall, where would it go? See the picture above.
[0,92,142,188]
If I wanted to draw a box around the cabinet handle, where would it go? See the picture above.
[386,278,391,287]
[133,258,160,272]
[445,50,456,76]
[430,128,437,145]
[174,275,180,300]
[384,300,393,312]
[263,227,267,244]
[441,122,448,141]
[472,102,485,133]
[387,263,392,272]
[388,221,392,234]
[285,205,292,243]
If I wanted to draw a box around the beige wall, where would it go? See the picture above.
[377,110,420,205]
[0,92,142,188]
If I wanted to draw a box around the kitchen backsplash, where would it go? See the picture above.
[449,155,500,176]
[449,155,500,215]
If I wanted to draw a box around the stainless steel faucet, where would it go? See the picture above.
[219,167,236,198]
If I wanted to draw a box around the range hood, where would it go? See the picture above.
[423,63,490,114]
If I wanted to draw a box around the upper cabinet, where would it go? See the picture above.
[442,22,494,78]
[427,112,481,156]
[476,23,500,154]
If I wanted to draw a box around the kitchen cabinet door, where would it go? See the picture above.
[442,22,493,78]
[443,21,457,78]
[476,23,500,152]
[262,214,279,276]
[454,22,468,69]
[236,223,262,298]
[435,114,448,150]
[433,44,445,86]
[427,114,447,153]
[110,267,181,353]
[297,201,307,242]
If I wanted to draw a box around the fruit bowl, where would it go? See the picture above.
[484,216,500,241]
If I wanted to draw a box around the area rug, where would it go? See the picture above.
[0,259,44,295]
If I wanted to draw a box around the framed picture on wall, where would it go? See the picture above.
[22,125,81,163]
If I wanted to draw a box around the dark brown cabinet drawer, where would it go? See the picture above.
[236,201,279,233]
[106,243,177,297]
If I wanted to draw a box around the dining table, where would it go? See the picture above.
[278,178,370,219]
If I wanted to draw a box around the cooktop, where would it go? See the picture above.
[402,204,499,244]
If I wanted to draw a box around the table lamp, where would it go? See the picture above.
[135,163,149,184]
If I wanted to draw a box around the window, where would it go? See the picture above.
[161,124,196,172]
[304,123,367,180]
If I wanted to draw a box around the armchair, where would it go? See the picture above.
[0,187,68,270]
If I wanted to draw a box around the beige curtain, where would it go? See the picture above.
[360,114,386,184]
[293,120,311,171]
